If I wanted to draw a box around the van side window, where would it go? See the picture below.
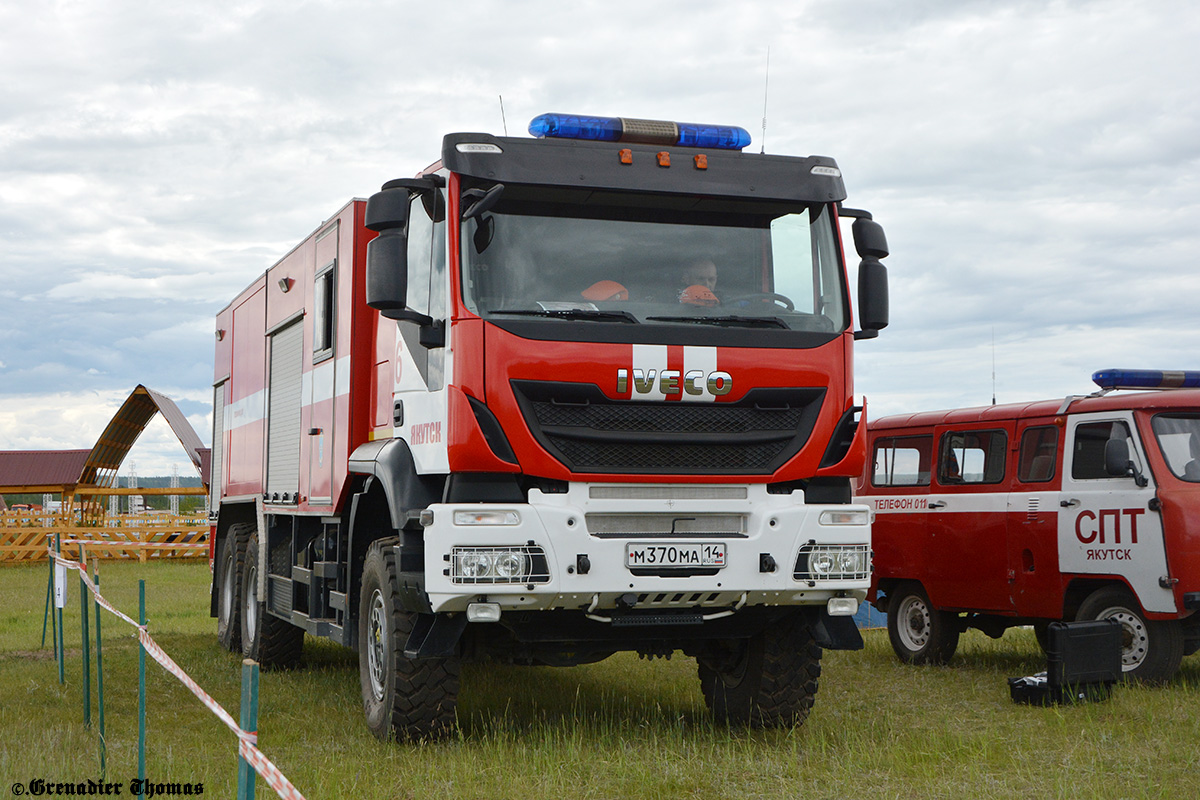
[1072,421,1138,480]
[872,435,932,487]
[938,429,1007,484]
[1151,414,1200,482]
[1017,426,1059,483]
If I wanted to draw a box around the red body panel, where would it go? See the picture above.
[860,390,1200,621]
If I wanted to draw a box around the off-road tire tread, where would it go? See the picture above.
[216,523,251,652]
[361,537,460,742]
[242,529,304,670]
[699,613,823,728]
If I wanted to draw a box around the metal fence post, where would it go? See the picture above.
[79,545,91,728]
[137,580,147,799]
[237,659,260,800]
[94,559,107,779]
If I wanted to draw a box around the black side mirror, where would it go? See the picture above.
[365,186,414,318]
[365,178,446,327]
[842,210,890,340]
[1105,438,1148,486]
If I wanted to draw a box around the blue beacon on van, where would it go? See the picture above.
[1093,369,1200,390]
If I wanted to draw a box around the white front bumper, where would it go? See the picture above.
[420,483,870,615]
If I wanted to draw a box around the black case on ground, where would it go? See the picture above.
[1008,619,1122,705]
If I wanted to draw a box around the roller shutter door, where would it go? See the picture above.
[266,321,303,501]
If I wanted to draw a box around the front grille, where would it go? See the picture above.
[512,380,824,474]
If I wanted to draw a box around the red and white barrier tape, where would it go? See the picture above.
[61,538,207,550]
[49,549,307,800]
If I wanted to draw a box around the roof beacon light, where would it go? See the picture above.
[1092,369,1200,391]
[528,113,752,151]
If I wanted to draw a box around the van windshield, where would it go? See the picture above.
[1151,414,1200,482]
[459,185,847,333]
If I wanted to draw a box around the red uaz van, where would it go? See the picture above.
[858,370,1200,683]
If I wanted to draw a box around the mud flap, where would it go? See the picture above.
[403,613,468,659]
[812,612,864,651]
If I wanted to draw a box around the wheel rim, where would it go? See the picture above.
[896,595,932,651]
[220,552,235,622]
[1095,605,1148,670]
[366,589,387,701]
[243,563,258,643]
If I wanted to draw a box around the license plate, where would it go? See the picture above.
[625,542,726,569]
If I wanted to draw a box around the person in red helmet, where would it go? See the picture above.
[678,259,719,306]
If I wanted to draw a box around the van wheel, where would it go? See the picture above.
[1076,586,1182,685]
[359,538,460,742]
[887,582,959,665]
[216,524,250,652]
[697,612,822,728]
[241,528,304,669]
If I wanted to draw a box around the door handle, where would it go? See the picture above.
[928,501,946,509]
[1060,498,1079,508]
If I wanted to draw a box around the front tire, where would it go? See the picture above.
[887,582,960,665]
[240,528,304,669]
[697,613,822,728]
[1076,586,1183,685]
[358,538,460,742]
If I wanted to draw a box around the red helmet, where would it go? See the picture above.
[581,280,629,301]
[679,284,719,307]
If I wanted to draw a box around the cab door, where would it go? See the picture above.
[1057,411,1176,613]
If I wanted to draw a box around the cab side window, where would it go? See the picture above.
[938,429,1007,484]
[872,435,932,487]
[1072,421,1139,480]
[1017,426,1059,483]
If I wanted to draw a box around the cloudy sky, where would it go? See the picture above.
[1,0,1198,476]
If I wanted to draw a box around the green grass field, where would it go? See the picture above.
[2,559,1199,799]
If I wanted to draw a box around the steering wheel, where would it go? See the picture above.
[725,292,795,311]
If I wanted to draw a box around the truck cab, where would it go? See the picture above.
[210,113,892,739]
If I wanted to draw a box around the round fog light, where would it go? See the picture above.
[493,552,526,580]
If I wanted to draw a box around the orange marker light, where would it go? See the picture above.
[694,154,708,170]
[619,148,633,165]
[657,151,671,167]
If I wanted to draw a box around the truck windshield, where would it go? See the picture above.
[1151,414,1200,483]
[459,186,847,333]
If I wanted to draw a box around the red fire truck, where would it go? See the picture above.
[859,369,1200,683]
[208,113,891,740]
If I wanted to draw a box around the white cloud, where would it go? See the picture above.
[1,0,1198,452]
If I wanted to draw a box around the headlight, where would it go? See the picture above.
[449,546,549,585]
[794,544,870,582]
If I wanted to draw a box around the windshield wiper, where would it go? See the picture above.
[492,308,639,324]
[645,314,789,329]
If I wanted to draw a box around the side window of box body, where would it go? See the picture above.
[313,261,336,360]
[871,434,933,487]
[1017,425,1060,483]
[937,428,1008,485]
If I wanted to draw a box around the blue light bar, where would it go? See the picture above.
[528,113,752,151]
[1092,369,1200,390]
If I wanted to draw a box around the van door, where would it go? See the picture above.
[926,425,1013,612]
[1006,420,1064,617]
[1058,411,1176,613]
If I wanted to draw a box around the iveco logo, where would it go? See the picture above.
[617,368,732,397]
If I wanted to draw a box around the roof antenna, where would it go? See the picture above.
[499,94,508,137]
[991,327,997,405]
[760,46,770,154]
